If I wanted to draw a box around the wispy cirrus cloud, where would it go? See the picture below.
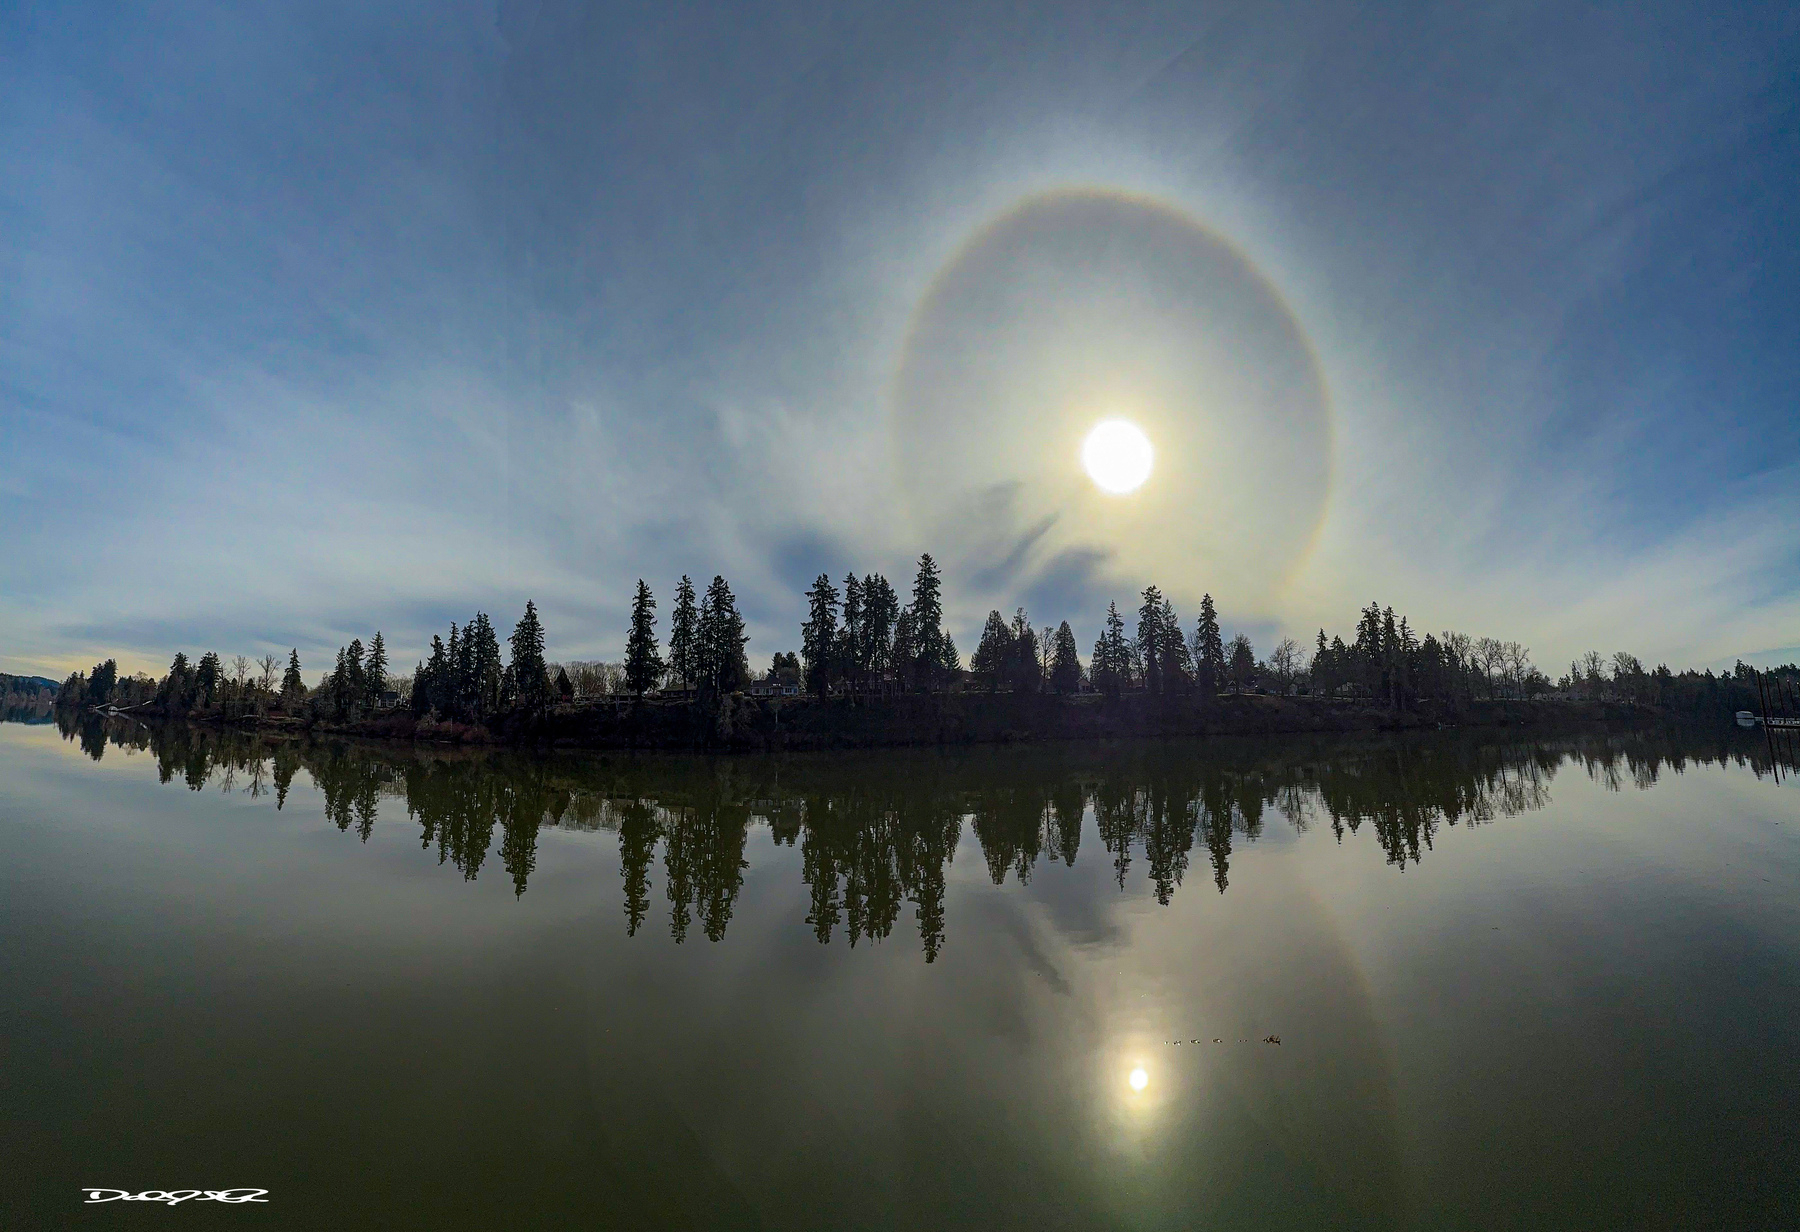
[2,0,1794,679]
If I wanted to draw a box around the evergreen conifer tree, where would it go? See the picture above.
[365,632,388,707]
[1395,614,1417,707]
[345,639,366,708]
[801,574,841,696]
[1007,608,1040,693]
[466,613,504,718]
[1194,595,1224,697]
[1353,603,1383,696]
[1227,634,1256,692]
[1380,607,1400,706]
[1158,597,1191,691]
[84,659,118,706]
[624,580,665,699]
[769,651,801,687]
[697,576,749,695]
[862,574,898,689]
[892,607,918,691]
[415,636,447,714]
[329,648,349,717]
[910,554,945,690]
[445,623,463,716]
[1418,633,1444,701]
[1050,621,1082,694]
[669,576,699,690]
[509,601,549,713]
[281,649,305,703]
[1092,602,1129,696]
[159,652,192,708]
[972,610,1012,691]
[1136,586,1165,695]
[196,652,222,707]
[840,573,863,693]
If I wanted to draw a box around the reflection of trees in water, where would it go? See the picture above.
[798,789,959,960]
[399,759,570,896]
[1308,742,1561,871]
[56,713,1799,956]
[404,760,501,881]
[1094,770,1264,897]
[659,798,751,943]
[1568,727,1800,794]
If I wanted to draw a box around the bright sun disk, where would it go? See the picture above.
[1128,1067,1149,1091]
[1081,420,1153,494]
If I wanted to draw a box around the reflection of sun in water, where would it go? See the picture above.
[1128,1067,1149,1092]
[1081,420,1153,495]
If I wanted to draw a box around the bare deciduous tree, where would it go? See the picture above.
[561,661,627,698]
[1503,642,1532,698]
[1268,638,1303,695]
[1439,631,1472,672]
[1474,637,1507,698]
[1611,651,1644,702]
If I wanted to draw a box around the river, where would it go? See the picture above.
[3,717,1796,1228]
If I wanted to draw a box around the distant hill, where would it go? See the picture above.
[1,674,59,695]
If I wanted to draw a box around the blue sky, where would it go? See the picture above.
[3,0,1796,681]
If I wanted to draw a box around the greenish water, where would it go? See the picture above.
[3,718,1797,1229]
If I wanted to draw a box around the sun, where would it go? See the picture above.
[1128,1067,1149,1092]
[1081,420,1153,494]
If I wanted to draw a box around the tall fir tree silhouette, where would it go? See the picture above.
[1137,586,1165,695]
[280,649,305,702]
[861,574,899,690]
[364,632,388,707]
[668,576,699,690]
[1194,594,1224,698]
[839,573,863,693]
[1091,602,1131,696]
[910,553,945,690]
[972,610,1012,691]
[624,580,665,698]
[697,575,749,695]
[1050,621,1082,694]
[802,574,841,697]
[509,601,549,713]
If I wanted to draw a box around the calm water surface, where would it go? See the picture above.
[4,718,1798,1229]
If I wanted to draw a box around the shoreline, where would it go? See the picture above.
[81,692,1664,754]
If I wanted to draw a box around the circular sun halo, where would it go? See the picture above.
[1081,420,1153,494]
[1128,1067,1149,1092]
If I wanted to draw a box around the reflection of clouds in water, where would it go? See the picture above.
[892,188,1331,616]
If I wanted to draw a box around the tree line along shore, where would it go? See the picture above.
[49,553,1798,751]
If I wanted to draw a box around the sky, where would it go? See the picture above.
[3,0,1797,682]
